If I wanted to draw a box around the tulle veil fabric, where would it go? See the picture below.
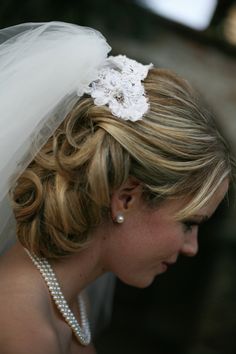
[0,21,115,336]
[0,21,110,238]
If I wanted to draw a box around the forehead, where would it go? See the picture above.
[194,178,229,219]
[146,178,229,220]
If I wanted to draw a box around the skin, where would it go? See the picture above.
[0,178,229,353]
[102,177,229,288]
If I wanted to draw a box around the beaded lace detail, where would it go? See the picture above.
[24,249,91,346]
[88,55,153,121]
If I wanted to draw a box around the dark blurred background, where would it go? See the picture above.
[1,1,236,353]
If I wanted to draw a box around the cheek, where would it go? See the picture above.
[157,227,184,253]
[108,223,177,271]
[103,213,184,287]
[140,217,181,250]
[138,220,185,265]
[107,231,177,288]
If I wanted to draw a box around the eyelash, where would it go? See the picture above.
[183,222,199,233]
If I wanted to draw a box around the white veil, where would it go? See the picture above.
[0,21,110,243]
[0,21,115,335]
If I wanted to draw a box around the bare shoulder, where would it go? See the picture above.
[0,277,62,354]
[0,286,63,353]
[0,244,62,354]
[0,324,62,354]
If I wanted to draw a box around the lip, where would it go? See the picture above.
[161,261,176,272]
[161,262,168,272]
[164,261,176,266]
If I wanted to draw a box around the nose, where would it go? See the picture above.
[181,233,199,257]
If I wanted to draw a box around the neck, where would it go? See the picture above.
[48,232,107,307]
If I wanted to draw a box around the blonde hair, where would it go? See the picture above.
[12,68,234,258]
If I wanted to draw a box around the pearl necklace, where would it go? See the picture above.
[24,249,91,346]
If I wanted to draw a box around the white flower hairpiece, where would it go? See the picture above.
[87,55,153,121]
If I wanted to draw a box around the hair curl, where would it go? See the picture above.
[12,68,235,258]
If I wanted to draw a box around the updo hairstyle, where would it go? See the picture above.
[12,68,234,258]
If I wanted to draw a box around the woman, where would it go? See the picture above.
[0,22,234,353]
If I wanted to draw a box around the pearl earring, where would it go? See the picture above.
[115,213,125,224]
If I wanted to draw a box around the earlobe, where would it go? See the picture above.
[114,213,125,224]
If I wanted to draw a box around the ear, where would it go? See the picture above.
[110,177,142,220]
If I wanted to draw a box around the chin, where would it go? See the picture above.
[120,274,155,289]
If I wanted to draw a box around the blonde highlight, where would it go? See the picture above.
[12,68,235,258]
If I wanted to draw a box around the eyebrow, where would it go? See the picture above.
[183,215,209,224]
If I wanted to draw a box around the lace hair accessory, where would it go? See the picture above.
[88,55,153,121]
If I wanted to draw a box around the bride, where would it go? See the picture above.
[0,22,234,354]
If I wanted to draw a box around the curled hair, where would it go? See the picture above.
[12,68,235,258]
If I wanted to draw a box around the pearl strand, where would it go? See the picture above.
[24,249,91,346]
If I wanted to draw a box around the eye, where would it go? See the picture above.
[183,221,199,233]
[182,215,208,233]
